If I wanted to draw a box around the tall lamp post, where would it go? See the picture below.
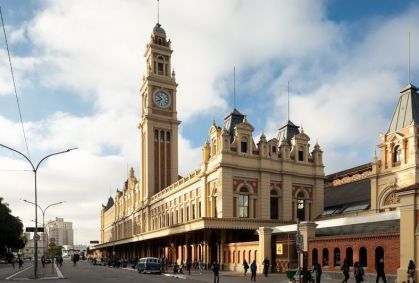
[22,200,65,254]
[0,143,77,278]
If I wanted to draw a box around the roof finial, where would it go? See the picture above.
[408,31,411,84]
[234,66,236,110]
[157,0,160,24]
[287,80,290,121]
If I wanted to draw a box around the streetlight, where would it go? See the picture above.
[22,200,65,255]
[0,143,77,278]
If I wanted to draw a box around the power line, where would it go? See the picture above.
[0,7,31,160]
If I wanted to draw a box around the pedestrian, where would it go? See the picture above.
[312,260,322,283]
[179,259,183,274]
[187,259,192,275]
[198,259,203,274]
[250,260,257,281]
[10,256,15,269]
[341,258,350,283]
[262,257,270,277]
[18,257,23,269]
[41,255,46,268]
[408,260,416,283]
[354,262,364,283]
[211,261,220,283]
[243,259,249,276]
[376,258,387,283]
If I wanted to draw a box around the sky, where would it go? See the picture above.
[0,0,418,245]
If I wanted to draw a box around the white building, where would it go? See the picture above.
[46,217,74,246]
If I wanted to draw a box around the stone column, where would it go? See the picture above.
[258,227,273,274]
[299,221,317,252]
[397,189,417,283]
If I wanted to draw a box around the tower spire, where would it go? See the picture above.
[234,66,236,109]
[157,0,160,24]
[287,81,290,121]
[409,32,411,84]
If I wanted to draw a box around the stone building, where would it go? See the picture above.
[95,21,325,268]
[95,17,419,283]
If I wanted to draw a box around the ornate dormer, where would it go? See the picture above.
[279,137,291,159]
[268,138,279,159]
[232,116,255,155]
[257,133,268,158]
[291,130,310,163]
[209,121,222,158]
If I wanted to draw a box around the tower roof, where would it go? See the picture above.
[104,196,114,211]
[223,108,245,141]
[388,83,419,133]
[153,23,166,36]
[277,120,300,145]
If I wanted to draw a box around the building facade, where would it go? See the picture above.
[96,21,325,268]
[46,217,74,246]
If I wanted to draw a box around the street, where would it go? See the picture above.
[0,260,291,283]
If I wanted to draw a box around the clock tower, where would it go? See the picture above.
[139,22,180,199]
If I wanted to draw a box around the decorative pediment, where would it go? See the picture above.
[294,132,310,142]
[236,121,255,132]
[388,132,405,143]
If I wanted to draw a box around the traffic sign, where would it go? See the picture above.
[34,234,40,241]
[26,227,44,232]
[49,242,56,249]
[49,237,55,243]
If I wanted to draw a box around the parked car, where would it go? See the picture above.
[135,257,161,274]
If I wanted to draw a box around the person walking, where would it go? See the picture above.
[18,257,23,269]
[408,260,416,283]
[243,259,249,276]
[187,259,192,275]
[198,259,203,274]
[341,258,350,283]
[262,257,270,277]
[250,260,257,281]
[41,255,46,268]
[376,258,387,283]
[312,260,322,283]
[211,261,220,283]
[354,262,364,283]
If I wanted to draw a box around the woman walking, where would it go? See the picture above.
[354,262,364,283]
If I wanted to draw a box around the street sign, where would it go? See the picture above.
[25,227,44,232]
[90,240,99,244]
[34,234,40,241]
[49,237,55,243]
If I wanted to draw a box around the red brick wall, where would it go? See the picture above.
[308,232,399,275]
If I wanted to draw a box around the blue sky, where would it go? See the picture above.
[0,0,418,244]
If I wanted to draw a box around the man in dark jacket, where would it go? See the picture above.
[262,257,270,277]
[376,258,387,283]
[211,261,219,283]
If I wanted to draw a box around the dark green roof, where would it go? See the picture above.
[277,120,300,145]
[388,83,419,133]
[223,108,245,142]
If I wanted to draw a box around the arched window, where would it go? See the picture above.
[298,146,305,161]
[233,251,236,264]
[154,129,159,141]
[238,250,241,263]
[243,250,246,262]
[254,250,257,263]
[166,131,171,143]
[248,250,252,262]
[270,190,279,219]
[375,246,384,266]
[393,145,402,164]
[346,247,353,266]
[334,248,341,266]
[322,248,329,266]
[241,137,248,153]
[239,187,249,218]
[160,130,165,141]
[297,192,305,221]
[359,247,367,267]
[312,248,318,265]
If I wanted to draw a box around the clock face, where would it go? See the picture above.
[153,90,171,108]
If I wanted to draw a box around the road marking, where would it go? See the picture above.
[5,265,33,280]
[54,262,65,279]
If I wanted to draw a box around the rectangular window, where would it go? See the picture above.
[270,197,278,219]
[158,62,164,74]
[198,202,201,218]
[180,208,183,223]
[239,195,249,218]
[192,203,195,219]
[298,149,304,161]
[233,197,237,217]
[241,142,248,153]
[186,206,190,221]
